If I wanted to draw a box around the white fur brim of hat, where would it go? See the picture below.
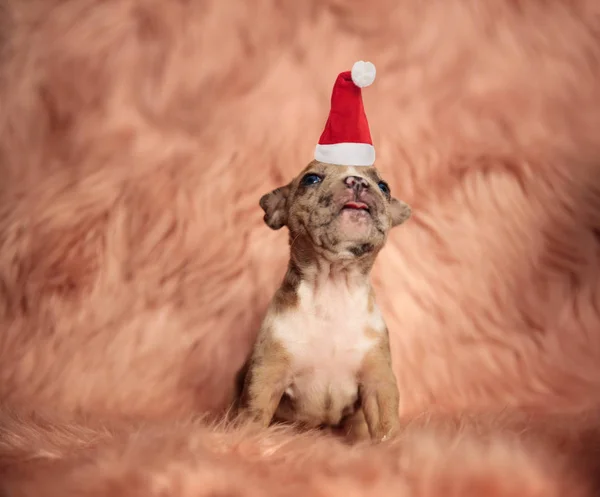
[314,142,376,167]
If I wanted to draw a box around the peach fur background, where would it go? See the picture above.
[1,0,600,495]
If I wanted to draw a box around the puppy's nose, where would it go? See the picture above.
[344,175,369,192]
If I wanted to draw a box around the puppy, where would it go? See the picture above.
[236,160,411,442]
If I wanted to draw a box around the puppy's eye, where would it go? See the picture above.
[377,181,391,197]
[301,173,323,186]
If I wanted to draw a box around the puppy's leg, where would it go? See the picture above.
[340,409,371,444]
[240,341,291,428]
[359,349,400,442]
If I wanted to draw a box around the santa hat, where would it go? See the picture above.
[314,60,377,167]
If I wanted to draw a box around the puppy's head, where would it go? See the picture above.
[260,161,411,260]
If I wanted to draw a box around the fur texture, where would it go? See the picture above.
[1,0,600,495]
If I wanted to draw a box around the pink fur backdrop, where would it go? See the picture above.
[1,0,600,495]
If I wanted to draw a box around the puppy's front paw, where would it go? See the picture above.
[372,421,400,444]
[246,412,273,430]
[377,430,397,443]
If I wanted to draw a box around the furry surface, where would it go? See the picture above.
[1,0,600,495]
[1,409,599,497]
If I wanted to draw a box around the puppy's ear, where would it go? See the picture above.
[259,185,290,230]
[389,198,412,227]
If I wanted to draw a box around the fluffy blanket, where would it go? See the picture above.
[1,0,600,495]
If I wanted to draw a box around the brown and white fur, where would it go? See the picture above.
[236,160,411,442]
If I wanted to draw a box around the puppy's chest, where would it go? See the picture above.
[271,282,385,371]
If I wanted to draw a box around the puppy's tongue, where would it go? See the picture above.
[343,201,369,210]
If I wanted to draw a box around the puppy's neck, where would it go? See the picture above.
[276,235,377,309]
[290,232,377,276]
[285,258,369,295]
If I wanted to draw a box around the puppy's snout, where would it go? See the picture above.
[344,175,369,193]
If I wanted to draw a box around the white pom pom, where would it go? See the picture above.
[351,60,376,88]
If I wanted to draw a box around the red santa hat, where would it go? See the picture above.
[314,60,377,167]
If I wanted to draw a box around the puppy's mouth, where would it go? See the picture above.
[341,201,371,214]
